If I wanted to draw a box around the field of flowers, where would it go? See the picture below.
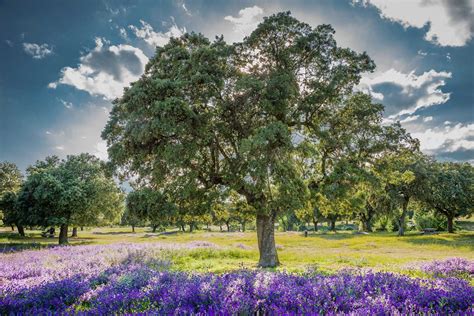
[0,243,473,315]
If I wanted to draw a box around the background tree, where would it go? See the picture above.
[377,150,429,236]
[424,162,473,233]
[102,12,400,267]
[0,161,24,235]
[0,161,23,194]
[17,154,124,244]
[126,188,176,232]
[229,193,255,232]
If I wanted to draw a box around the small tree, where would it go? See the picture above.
[17,154,124,244]
[0,161,24,234]
[126,188,176,232]
[425,162,473,233]
[377,151,430,236]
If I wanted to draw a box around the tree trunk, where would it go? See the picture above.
[226,221,230,232]
[80,226,84,231]
[132,225,135,233]
[59,224,68,245]
[152,225,157,233]
[71,227,78,237]
[398,198,409,236]
[256,213,279,267]
[242,221,246,232]
[312,219,318,232]
[189,223,193,232]
[330,219,336,232]
[447,214,454,233]
[16,224,25,237]
[11,225,15,231]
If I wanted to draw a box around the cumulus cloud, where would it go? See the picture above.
[23,42,53,59]
[352,0,474,46]
[359,68,452,118]
[411,123,474,155]
[48,38,148,100]
[129,20,185,48]
[224,6,264,38]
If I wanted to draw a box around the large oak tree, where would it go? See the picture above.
[102,12,398,267]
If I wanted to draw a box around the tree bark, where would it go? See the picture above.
[59,224,68,245]
[71,227,78,237]
[226,221,230,232]
[256,213,279,267]
[312,219,318,232]
[16,224,25,237]
[152,225,157,233]
[219,224,223,232]
[330,219,336,232]
[80,226,84,231]
[242,221,246,232]
[447,213,454,233]
[132,225,135,233]
[189,223,194,232]
[11,225,15,231]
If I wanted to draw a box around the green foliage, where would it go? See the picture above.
[101,11,421,265]
[412,210,447,231]
[423,162,474,232]
[17,154,124,230]
[0,162,23,227]
[0,161,23,195]
[126,188,176,230]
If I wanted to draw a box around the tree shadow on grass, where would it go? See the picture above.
[305,231,390,240]
[92,231,138,235]
[401,234,474,251]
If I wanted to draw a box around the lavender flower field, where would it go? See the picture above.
[1,243,472,315]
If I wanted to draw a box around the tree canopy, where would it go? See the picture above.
[17,154,124,244]
[103,12,421,266]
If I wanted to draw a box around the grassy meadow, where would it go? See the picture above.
[2,222,473,275]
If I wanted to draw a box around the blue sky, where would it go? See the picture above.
[1,0,473,170]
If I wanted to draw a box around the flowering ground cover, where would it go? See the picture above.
[0,243,472,315]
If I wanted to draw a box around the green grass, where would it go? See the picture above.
[1,225,473,275]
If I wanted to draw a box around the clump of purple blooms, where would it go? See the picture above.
[421,257,474,279]
[0,244,472,315]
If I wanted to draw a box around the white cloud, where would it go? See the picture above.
[359,68,452,118]
[49,38,148,100]
[399,115,419,123]
[119,28,128,40]
[46,103,111,160]
[224,6,264,38]
[412,123,474,153]
[181,2,191,16]
[353,0,473,46]
[58,98,73,109]
[423,116,433,122]
[23,42,53,59]
[129,20,185,48]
